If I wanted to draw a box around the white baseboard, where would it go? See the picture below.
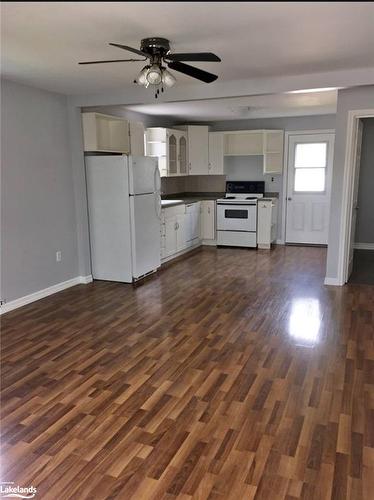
[201,239,217,246]
[0,275,93,315]
[354,242,374,250]
[324,277,343,286]
[80,274,93,284]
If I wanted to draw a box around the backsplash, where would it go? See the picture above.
[161,175,226,195]
[224,156,282,193]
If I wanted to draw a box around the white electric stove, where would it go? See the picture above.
[217,181,265,248]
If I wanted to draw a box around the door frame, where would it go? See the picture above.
[281,129,335,244]
[337,109,374,285]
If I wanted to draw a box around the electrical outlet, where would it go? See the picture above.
[56,251,62,262]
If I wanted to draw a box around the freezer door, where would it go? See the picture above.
[130,193,161,279]
[85,156,132,282]
[128,156,159,195]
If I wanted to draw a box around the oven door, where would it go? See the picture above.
[217,203,257,231]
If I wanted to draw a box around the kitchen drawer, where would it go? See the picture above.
[217,230,256,248]
[163,204,186,218]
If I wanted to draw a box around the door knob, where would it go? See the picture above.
[287,197,292,201]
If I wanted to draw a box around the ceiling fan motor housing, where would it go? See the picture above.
[140,37,171,59]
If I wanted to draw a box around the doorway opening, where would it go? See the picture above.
[348,118,374,285]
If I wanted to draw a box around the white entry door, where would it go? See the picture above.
[347,119,364,279]
[286,133,334,244]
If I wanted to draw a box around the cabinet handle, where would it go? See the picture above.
[208,207,210,214]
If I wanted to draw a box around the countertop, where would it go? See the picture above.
[161,192,224,208]
[161,192,279,208]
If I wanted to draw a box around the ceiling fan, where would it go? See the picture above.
[79,37,221,98]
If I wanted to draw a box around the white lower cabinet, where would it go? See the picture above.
[176,214,186,251]
[161,202,202,261]
[161,204,187,260]
[200,200,216,242]
[185,202,201,247]
[257,198,278,249]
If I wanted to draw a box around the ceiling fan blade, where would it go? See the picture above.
[167,61,218,83]
[109,43,148,57]
[166,52,221,62]
[79,58,145,65]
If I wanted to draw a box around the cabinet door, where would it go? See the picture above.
[168,133,178,176]
[208,133,224,174]
[164,216,177,257]
[201,201,215,240]
[191,204,200,240]
[224,132,263,156]
[185,211,193,245]
[176,214,186,251]
[188,126,209,175]
[179,134,188,175]
[129,121,145,156]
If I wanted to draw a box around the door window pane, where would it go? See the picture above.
[295,143,327,168]
[294,168,325,192]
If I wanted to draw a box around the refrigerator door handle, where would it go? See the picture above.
[154,166,161,193]
[155,192,162,220]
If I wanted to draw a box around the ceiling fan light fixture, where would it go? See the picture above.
[136,66,149,86]
[162,68,176,88]
[146,64,162,85]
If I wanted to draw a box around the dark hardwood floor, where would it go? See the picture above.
[1,246,373,499]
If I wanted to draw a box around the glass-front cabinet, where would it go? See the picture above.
[146,127,188,177]
[168,133,178,175]
[178,134,187,175]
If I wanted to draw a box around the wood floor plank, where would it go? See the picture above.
[1,245,373,498]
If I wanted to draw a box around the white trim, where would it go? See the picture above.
[80,274,93,284]
[354,242,374,250]
[201,239,217,246]
[324,277,343,286]
[276,239,285,245]
[0,275,93,315]
[282,130,335,244]
[338,109,374,285]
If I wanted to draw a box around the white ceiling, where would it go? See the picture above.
[2,2,374,95]
[123,90,338,121]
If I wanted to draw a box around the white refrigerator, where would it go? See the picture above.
[85,155,161,282]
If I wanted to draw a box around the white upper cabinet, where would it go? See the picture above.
[168,132,178,175]
[263,130,284,174]
[224,131,263,156]
[146,128,188,177]
[178,134,188,175]
[223,129,284,174]
[208,132,224,175]
[185,125,209,175]
[82,112,130,153]
[129,121,145,156]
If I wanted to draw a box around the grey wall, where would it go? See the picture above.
[355,117,374,243]
[1,79,79,302]
[224,156,282,193]
[326,85,374,281]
